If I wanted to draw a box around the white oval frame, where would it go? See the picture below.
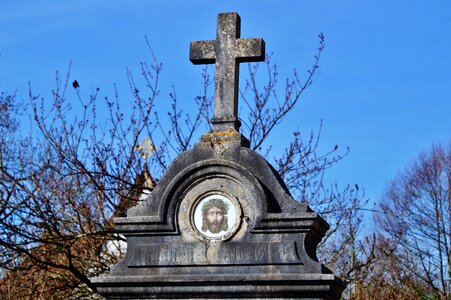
[191,193,241,241]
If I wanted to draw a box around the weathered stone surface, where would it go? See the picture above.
[92,130,345,298]
[190,12,265,132]
[92,12,345,299]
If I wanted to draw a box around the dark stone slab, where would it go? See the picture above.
[92,129,345,298]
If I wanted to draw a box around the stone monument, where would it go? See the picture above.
[92,12,345,299]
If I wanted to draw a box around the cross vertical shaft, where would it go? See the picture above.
[190,12,265,131]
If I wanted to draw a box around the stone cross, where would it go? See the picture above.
[190,12,265,131]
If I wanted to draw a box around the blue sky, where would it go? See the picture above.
[1,1,450,208]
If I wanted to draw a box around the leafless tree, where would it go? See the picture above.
[376,141,451,299]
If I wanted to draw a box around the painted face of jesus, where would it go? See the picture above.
[200,198,229,236]
[205,206,225,233]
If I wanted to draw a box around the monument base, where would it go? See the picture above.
[92,273,345,299]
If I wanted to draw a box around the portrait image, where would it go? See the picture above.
[193,194,236,239]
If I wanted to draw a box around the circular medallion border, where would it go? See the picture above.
[187,192,242,241]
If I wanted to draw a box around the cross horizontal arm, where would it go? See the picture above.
[236,38,265,62]
[190,41,216,64]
